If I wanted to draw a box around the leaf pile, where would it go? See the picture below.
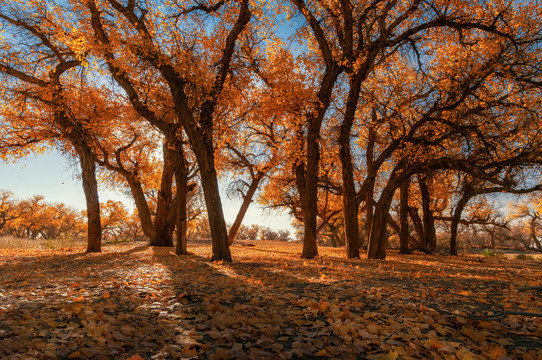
[0,241,540,359]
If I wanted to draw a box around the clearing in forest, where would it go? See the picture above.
[0,240,540,359]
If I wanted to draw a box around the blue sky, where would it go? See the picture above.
[0,149,294,234]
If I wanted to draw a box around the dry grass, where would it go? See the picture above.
[0,235,87,250]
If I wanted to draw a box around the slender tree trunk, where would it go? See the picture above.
[175,142,189,255]
[126,176,156,242]
[228,173,264,245]
[364,124,376,249]
[78,146,101,253]
[418,173,437,251]
[152,142,175,246]
[399,180,410,254]
[450,191,472,255]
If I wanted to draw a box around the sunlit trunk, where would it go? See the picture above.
[78,146,101,253]
[126,176,155,242]
[152,142,175,247]
[174,142,189,255]
[228,173,263,245]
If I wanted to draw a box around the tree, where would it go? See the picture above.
[0,2,104,251]
[85,0,257,261]
[0,190,25,232]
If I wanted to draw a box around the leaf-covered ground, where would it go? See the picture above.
[0,240,540,360]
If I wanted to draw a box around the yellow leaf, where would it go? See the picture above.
[126,355,144,360]
[366,351,398,360]
[314,349,328,357]
[380,351,399,360]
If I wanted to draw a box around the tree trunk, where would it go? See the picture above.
[418,173,437,251]
[79,146,102,253]
[450,191,472,255]
[199,152,231,261]
[529,216,542,249]
[368,184,398,259]
[228,172,264,245]
[409,206,425,245]
[364,124,376,249]
[175,142,189,255]
[152,142,175,246]
[399,180,410,254]
[296,157,319,259]
[126,175,156,242]
[181,110,231,261]
[368,164,412,259]
[339,75,363,259]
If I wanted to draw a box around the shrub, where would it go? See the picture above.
[481,248,505,258]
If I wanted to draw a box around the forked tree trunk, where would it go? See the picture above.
[399,180,410,254]
[78,147,101,253]
[368,164,414,259]
[368,184,398,259]
[408,206,424,244]
[152,142,175,246]
[228,172,264,246]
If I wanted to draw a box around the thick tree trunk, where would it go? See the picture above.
[399,180,410,254]
[181,112,231,260]
[339,75,363,259]
[296,156,319,259]
[368,189,395,259]
[228,173,264,245]
[174,142,189,255]
[126,176,156,242]
[199,154,231,261]
[79,147,102,253]
[152,142,175,246]
[418,173,437,251]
